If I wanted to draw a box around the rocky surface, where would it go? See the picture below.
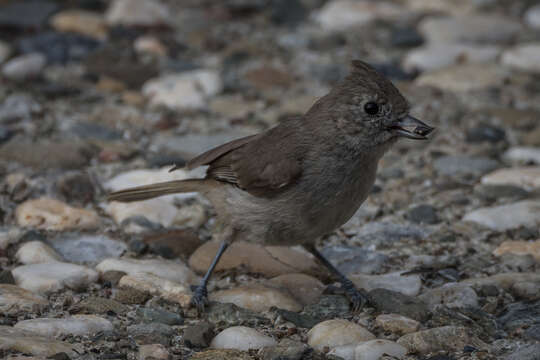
[0,0,538,358]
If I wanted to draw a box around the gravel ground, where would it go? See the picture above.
[0,0,540,359]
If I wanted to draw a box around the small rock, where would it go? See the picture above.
[138,343,169,360]
[1,53,45,81]
[0,1,59,30]
[0,93,41,123]
[56,172,96,204]
[0,228,23,250]
[369,288,430,321]
[114,286,150,305]
[302,295,350,321]
[0,41,12,64]
[134,35,168,57]
[419,14,521,44]
[525,4,540,29]
[320,245,388,275]
[511,281,540,300]
[351,271,422,297]
[106,0,171,27]
[349,222,430,248]
[14,315,113,337]
[434,155,499,177]
[504,147,540,165]
[274,308,320,329]
[461,272,540,291]
[493,240,540,261]
[190,349,252,360]
[118,272,192,307]
[505,344,540,360]
[260,338,309,360]
[50,10,107,40]
[183,321,215,348]
[127,322,174,346]
[407,204,439,225]
[136,306,184,325]
[269,273,325,305]
[481,167,540,190]
[397,326,487,355]
[404,44,500,73]
[307,319,375,352]
[205,302,270,328]
[70,296,127,315]
[375,314,420,335]
[418,283,479,309]
[142,70,222,110]
[355,340,407,360]
[524,324,540,341]
[211,285,302,312]
[15,241,63,264]
[101,270,126,286]
[0,284,48,316]
[49,235,126,264]
[0,270,15,284]
[211,326,276,351]
[416,64,509,92]
[189,241,318,278]
[328,344,356,360]
[0,326,81,357]
[315,0,402,31]
[502,44,540,73]
[498,299,540,332]
[463,200,540,231]
[15,198,99,231]
[466,124,506,143]
[474,184,529,201]
[97,258,198,284]
[12,262,98,294]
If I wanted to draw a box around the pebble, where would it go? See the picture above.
[418,283,479,309]
[498,299,540,332]
[183,321,215,348]
[505,344,540,360]
[404,44,500,72]
[0,93,41,123]
[189,241,318,278]
[12,262,98,294]
[347,221,430,248]
[0,1,59,30]
[493,240,540,261]
[142,70,222,110]
[434,155,499,177]
[260,338,309,360]
[269,273,325,305]
[463,200,540,231]
[127,322,174,346]
[525,4,540,28]
[351,271,422,297]
[49,235,126,264]
[50,10,107,40]
[461,272,540,291]
[419,14,522,44]
[501,44,540,73]
[15,241,63,265]
[14,315,113,337]
[375,314,420,335]
[503,147,540,165]
[466,123,506,143]
[0,40,11,64]
[315,0,402,31]
[397,326,486,354]
[511,281,540,300]
[205,302,270,328]
[70,296,128,315]
[210,326,276,351]
[416,63,509,92]
[105,0,171,27]
[355,340,407,360]
[190,349,252,360]
[118,272,192,307]
[15,198,100,231]
[138,343,169,360]
[0,284,48,316]
[369,288,430,322]
[406,204,440,224]
[97,257,198,284]
[307,319,375,352]
[0,228,23,250]
[320,245,388,275]
[137,306,184,325]
[1,53,46,81]
[210,285,302,312]
[134,36,168,57]
[0,326,81,357]
[481,167,540,190]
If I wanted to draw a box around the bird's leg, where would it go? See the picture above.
[190,238,230,313]
[305,244,370,313]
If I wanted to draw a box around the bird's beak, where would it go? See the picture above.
[389,115,434,140]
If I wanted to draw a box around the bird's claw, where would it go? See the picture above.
[341,279,369,313]
[190,284,209,313]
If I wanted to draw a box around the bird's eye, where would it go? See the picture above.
[364,102,379,115]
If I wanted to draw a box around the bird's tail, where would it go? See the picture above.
[107,179,208,202]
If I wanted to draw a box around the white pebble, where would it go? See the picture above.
[210,326,276,351]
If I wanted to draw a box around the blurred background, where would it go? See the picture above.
[1,0,540,359]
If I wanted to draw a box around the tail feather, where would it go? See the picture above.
[107,179,206,202]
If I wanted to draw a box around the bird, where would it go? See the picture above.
[108,60,434,313]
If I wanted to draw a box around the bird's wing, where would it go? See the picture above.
[184,123,303,197]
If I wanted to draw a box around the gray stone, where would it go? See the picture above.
[183,321,215,348]
[407,204,439,224]
[352,271,422,297]
[260,338,309,360]
[463,200,540,231]
[205,302,270,327]
[419,283,479,309]
[136,307,184,325]
[302,295,350,321]
[474,184,529,202]
[434,155,499,177]
[0,40,11,64]
[369,288,430,321]
[106,0,171,26]
[0,93,41,123]
[502,44,540,73]
[49,235,127,264]
[210,326,276,351]
[397,326,487,355]
[14,315,113,337]
[505,344,540,360]
[0,326,81,357]
[127,322,174,346]
[498,299,540,332]
[2,53,46,81]
[350,221,430,248]
[320,245,388,275]
[0,284,48,316]
[466,123,506,143]
[525,4,540,29]
[70,296,128,315]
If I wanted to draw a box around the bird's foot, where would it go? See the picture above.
[341,278,370,313]
[190,284,209,313]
